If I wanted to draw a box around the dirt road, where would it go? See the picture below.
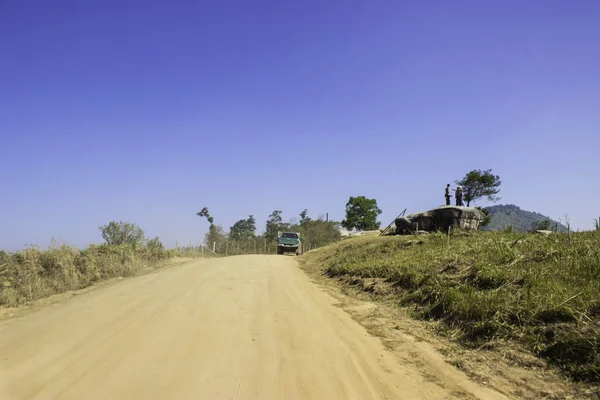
[0,256,507,400]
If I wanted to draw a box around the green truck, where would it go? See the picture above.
[276,232,302,255]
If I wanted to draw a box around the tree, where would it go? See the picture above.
[229,215,257,241]
[341,196,382,231]
[265,210,286,242]
[455,169,502,207]
[292,211,341,249]
[299,209,311,225]
[196,207,214,225]
[99,221,145,246]
[204,225,227,252]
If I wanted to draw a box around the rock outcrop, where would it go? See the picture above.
[394,206,485,234]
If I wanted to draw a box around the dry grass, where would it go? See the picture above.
[0,240,205,307]
[303,230,600,383]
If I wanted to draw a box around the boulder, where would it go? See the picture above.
[394,217,413,234]
[394,206,485,234]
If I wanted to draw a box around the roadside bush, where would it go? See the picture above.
[0,236,196,307]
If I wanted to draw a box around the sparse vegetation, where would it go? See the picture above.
[0,224,205,308]
[302,230,600,383]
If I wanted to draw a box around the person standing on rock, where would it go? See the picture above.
[445,184,452,206]
[455,186,464,206]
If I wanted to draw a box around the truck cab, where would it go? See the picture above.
[277,232,302,255]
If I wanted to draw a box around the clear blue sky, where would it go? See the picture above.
[1,1,599,250]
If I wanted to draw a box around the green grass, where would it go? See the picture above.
[303,230,600,383]
[0,241,204,307]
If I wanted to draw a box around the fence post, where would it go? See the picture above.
[213,242,216,253]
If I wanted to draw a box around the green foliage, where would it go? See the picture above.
[483,204,568,233]
[293,211,341,250]
[204,224,227,252]
[300,209,310,224]
[455,168,502,206]
[145,236,166,258]
[595,218,599,231]
[229,215,256,241]
[341,196,382,231]
[196,207,214,225]
[531,219,552,232]
[99,221,145,246]
[475,207,491,228]
[265,210,287,242]
[304,230,600,382]
[0,231,200,307]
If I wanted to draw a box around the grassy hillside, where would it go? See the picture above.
[0,241,204,307]
[302,230,600,382]
[483,204,568,232]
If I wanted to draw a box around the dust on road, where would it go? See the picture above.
[0,256,506,400]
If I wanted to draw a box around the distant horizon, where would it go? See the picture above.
[2,1,599,250]
[1,201,592,251]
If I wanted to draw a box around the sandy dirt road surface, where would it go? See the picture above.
[0,256,507,400]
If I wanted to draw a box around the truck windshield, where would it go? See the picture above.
[282,233,298,239]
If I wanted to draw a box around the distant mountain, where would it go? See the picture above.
[482,204,568,232]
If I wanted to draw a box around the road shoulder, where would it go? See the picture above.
[298,256,597,400]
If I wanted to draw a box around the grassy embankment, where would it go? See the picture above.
[303,230,600,382]
[0,241,205,307]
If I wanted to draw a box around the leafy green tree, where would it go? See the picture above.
[99,221,145,246]
[229,215,257,241]
[265,210,287,242]
[299,209,311,225]
[204,225,227,252]
[196,207,214,225]
[455,169,502,206]
[341,196,382,231]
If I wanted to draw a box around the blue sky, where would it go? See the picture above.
[1,1,599,250]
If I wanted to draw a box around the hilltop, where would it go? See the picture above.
[482,204,568,232]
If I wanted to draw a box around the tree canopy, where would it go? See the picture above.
[455,169,501,206]
[229,215,256,241]
[99,221,145,246]
[265,210,287,242]
[341,196,382,231]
